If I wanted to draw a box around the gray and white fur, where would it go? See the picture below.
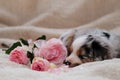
[60,28,120,67]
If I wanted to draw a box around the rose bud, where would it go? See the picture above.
[31,57,50,71]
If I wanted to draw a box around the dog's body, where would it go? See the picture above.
[60,28,120,67]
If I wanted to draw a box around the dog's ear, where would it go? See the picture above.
[91,40,109,60]
[60,30,76,56]
[60,30,76,47]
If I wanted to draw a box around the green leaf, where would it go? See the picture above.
[19,38,29,46]
[33,44,37,48]
[27,51,34,63]
[36,35,46,40]
[6,42,22,54]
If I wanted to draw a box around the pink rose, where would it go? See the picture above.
[9,47,29,65]
[34,40,46,48]
[31,57,50,71]
[33,40,46,57]
[38,38,67,66]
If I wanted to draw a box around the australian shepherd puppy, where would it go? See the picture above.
[60,28,120,67]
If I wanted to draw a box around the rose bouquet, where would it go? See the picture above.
[5,35,68,72]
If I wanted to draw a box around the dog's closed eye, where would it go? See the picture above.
[78,46,93,60]
[79,55,88,59]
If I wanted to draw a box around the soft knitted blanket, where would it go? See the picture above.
[0,50,120,80]
[0,0,120,46]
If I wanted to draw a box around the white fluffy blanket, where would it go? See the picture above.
[0,50,120,80]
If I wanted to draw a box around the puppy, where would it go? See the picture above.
[60,28,120,67]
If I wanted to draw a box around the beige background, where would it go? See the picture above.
[0,0,120,46]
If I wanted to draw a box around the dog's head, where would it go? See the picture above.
[60,29,111,67]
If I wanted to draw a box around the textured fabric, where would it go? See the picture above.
[0,0,120,41]
[0,51,120,80]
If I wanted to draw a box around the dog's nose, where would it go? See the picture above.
[63,60,71,65]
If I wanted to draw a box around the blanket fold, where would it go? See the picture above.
[0,0,120,40]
